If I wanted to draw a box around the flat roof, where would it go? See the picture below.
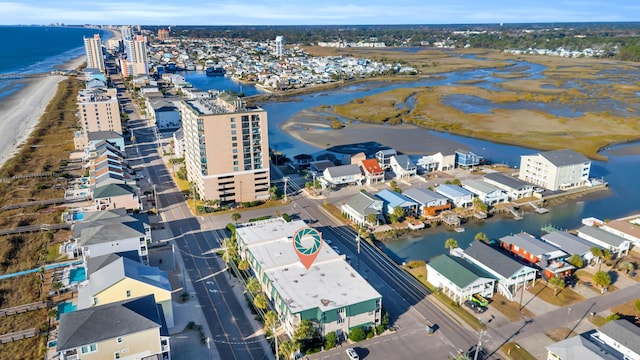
[236,220,381,314]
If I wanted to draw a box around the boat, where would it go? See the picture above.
[205,66,225,76]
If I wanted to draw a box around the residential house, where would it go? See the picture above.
[519,149,591,191]
[234,219,382,338]
[435,184,474,208]
[546,320,640,360]
[77,253,174,328]
[375,189,419,218]
[322,164,363,186]
[484,172,534,200]
[359,158,385,185]
[309,159,335,174]
[462,241,537,300]
[349,152,367,165]
[403,188,451,217]
[390,154,417,180]
[67,209,151,265]
[461,179,509,206]
[498,232,573,279]
[427,254,496,305]
[341,191,384,226]
[375,149,397,170]
[173,127,185,159]
[148,98,181,130]
[56,294,171,360]
[432,150,456,171]
[292,154,313,169]
[87,131,125,152]
[93,183,141,211]
[601,218,640,247]
[576,225,631,258]
[541,231,599,264]
[415,155,439,173]
[455,149,482,168]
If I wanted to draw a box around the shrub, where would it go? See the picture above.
[324,331,338,349]
[282,213,291,222]
[348,327,366,342]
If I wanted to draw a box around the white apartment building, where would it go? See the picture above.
[519,149,591,191]
[83,34,105,72]
[274,36,285,58]
[123,35,149,77]
[180,93,270,204]
[74,88,122,150]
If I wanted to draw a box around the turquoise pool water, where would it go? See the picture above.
[72,213,83,221]
[68,267,85,283]
[56,302,76,319]
[48,340,57,348]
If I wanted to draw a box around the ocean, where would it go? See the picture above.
[0,26,112,99]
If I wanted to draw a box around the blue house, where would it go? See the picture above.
[455,149,482,168]
[375,189,418,218]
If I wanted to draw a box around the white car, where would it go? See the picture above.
[345,348,359,360]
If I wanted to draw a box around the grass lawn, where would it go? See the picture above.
[589,315,608,327]
[611,299,640,319]
[575,269,619,293]
[526,281,585,307]
[500,342,537,360]
[490,294,535,321]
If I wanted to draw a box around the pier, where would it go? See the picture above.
[0,72,65,81]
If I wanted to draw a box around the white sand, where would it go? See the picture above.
[0,56,85,170]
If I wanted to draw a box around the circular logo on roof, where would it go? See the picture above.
[292,227,323,269]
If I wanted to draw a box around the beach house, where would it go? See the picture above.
[390,154,417,180]
[519,149,591,191]
[483,172,534,200]
[541,231,599,264]
[375,189,419,218]
[359,158,385,184]
[375,149,397,170]
[427,254,496,305]
[322,164,364,187]
[403,188,451,217]
[435,184,474,208]
[461,179,509,206]
[546,320,640,360]
[576,225,631,258]
[341,191,384,226]
[498,232,573,279]
[601,217,640,247]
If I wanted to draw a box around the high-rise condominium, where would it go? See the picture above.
[84,34,105,72]
[180,93,270,204]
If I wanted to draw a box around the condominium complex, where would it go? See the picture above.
[519,149,591,191]
[179,93,270,204]
[235,219,382,337]
[274,36,285,57]
[122,35,149,77]
[74,88,122,150]
[158,28,170,41]
[83,34,105,72]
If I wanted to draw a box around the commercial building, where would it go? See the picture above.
[519,149,591,191]
[83,34,105,73]
[180,93,270,204]
[235,219,382,338]
[74,87,122,150]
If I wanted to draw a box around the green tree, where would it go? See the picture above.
[51,281,63,296]
[254,293,269,310]
[635,299,640,317]
[474,232,488,243]
[590,247,603,269]
[548,276,566,296]
[444,238,458,255]
[605,313,620,323]
[593,271,611,293]
[567,254,584,268]
[393,206,404,221]
[247,277,262,295]
[324,331,338,349]
[264,310,279,331]
[602,249,612,268]
[278,340,296,360]
[366,212,378,225]
[348,327,366,342]
[238,259,250,272]
[617,261,634,274]
[231,212,242,224]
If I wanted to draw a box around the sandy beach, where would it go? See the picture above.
[0,56,85,170]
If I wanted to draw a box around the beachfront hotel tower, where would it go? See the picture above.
[274,36,285,58]
[74,88,122,150]
[179,93,270,204]
[84,34,105,72]
[122,35,149,77]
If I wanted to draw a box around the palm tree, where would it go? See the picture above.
[617,261,635,274]
[231,211,241,224]
[247,277,262,295]
[593,271,611,293]
[567,254,584,268]
[590,247,603,269]
[602,249,612,269]
[444,238,458,255]
[238,259,250,272]
[254,293,269,310]
[474,232,488,243]
[51,281,63,296]
[548,276,566,296]
[264,310,279,331]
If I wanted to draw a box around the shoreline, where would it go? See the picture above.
[0,55,85,170]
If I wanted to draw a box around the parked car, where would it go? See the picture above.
[345,348,359,360]
[464,300,487,313]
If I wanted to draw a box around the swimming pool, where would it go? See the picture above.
[56,302,76,319]
[72,213,84,221]
[68,267,85,283]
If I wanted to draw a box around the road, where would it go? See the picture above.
[116,71,272,360]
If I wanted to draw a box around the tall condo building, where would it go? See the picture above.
[120,25,132,41]
[179,93,270,204]
[157,28,169,41]
[83,34,105,72]
[74,88,122,150]
[274,35,285,58]
[123,35,149,76]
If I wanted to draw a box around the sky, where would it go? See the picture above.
[1,0,640,26]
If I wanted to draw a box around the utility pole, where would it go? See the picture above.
[356,233,361,270]
[153,183,159,215]
[473,328,484,360]
[283,176,289,202]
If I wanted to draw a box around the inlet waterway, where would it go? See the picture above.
[183,61,640,264]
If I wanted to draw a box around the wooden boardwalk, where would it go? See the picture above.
[0,301,50,318]
[0,328,37,344]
